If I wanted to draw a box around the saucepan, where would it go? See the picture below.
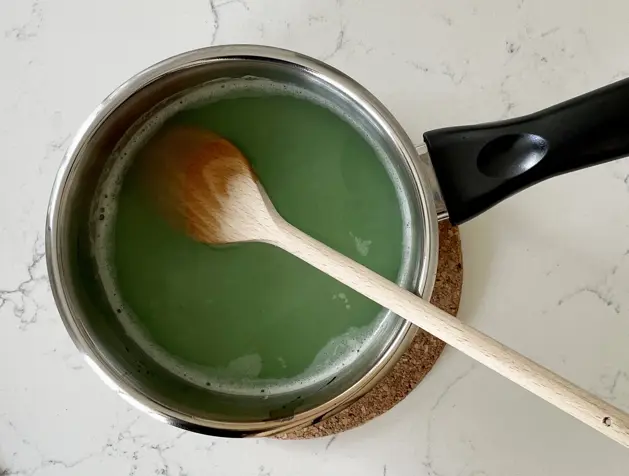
[46,45,629,438]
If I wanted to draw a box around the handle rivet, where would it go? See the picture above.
[603,417,612,427]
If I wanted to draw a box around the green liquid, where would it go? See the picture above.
[112,91,404,385]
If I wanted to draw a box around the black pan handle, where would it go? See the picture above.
[423,77,629,225]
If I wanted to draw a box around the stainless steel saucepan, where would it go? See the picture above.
[47,45,629,437]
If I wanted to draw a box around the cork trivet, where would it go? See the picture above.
[277,221,463,439]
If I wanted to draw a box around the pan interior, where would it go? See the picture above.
[58,55,426,425]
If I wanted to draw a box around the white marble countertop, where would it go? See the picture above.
[3,0,629,474]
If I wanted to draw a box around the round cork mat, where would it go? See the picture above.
[276,221,463,439]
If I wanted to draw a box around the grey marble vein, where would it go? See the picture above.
[4,0,42,41]
[321,24,346,61]
[608,370,628,397]
[0,235,47,330]
[424,365,476,476]
[406,60,430,73]
[558,286,621,314]
[216,0,249,9]
[540,27,560,38]
[1,417,101,476]
[207,0,250,45]
[556,249,629,315]
[208,0,220,45]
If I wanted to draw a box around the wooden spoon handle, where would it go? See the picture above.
[273,219,629,448]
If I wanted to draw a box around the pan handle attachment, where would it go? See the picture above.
[424,77,629,225]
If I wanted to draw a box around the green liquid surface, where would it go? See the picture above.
[112,92,404,385]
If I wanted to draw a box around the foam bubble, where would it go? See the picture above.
[91,76,412,396]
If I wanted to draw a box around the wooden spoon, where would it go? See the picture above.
[141,125,629,448]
